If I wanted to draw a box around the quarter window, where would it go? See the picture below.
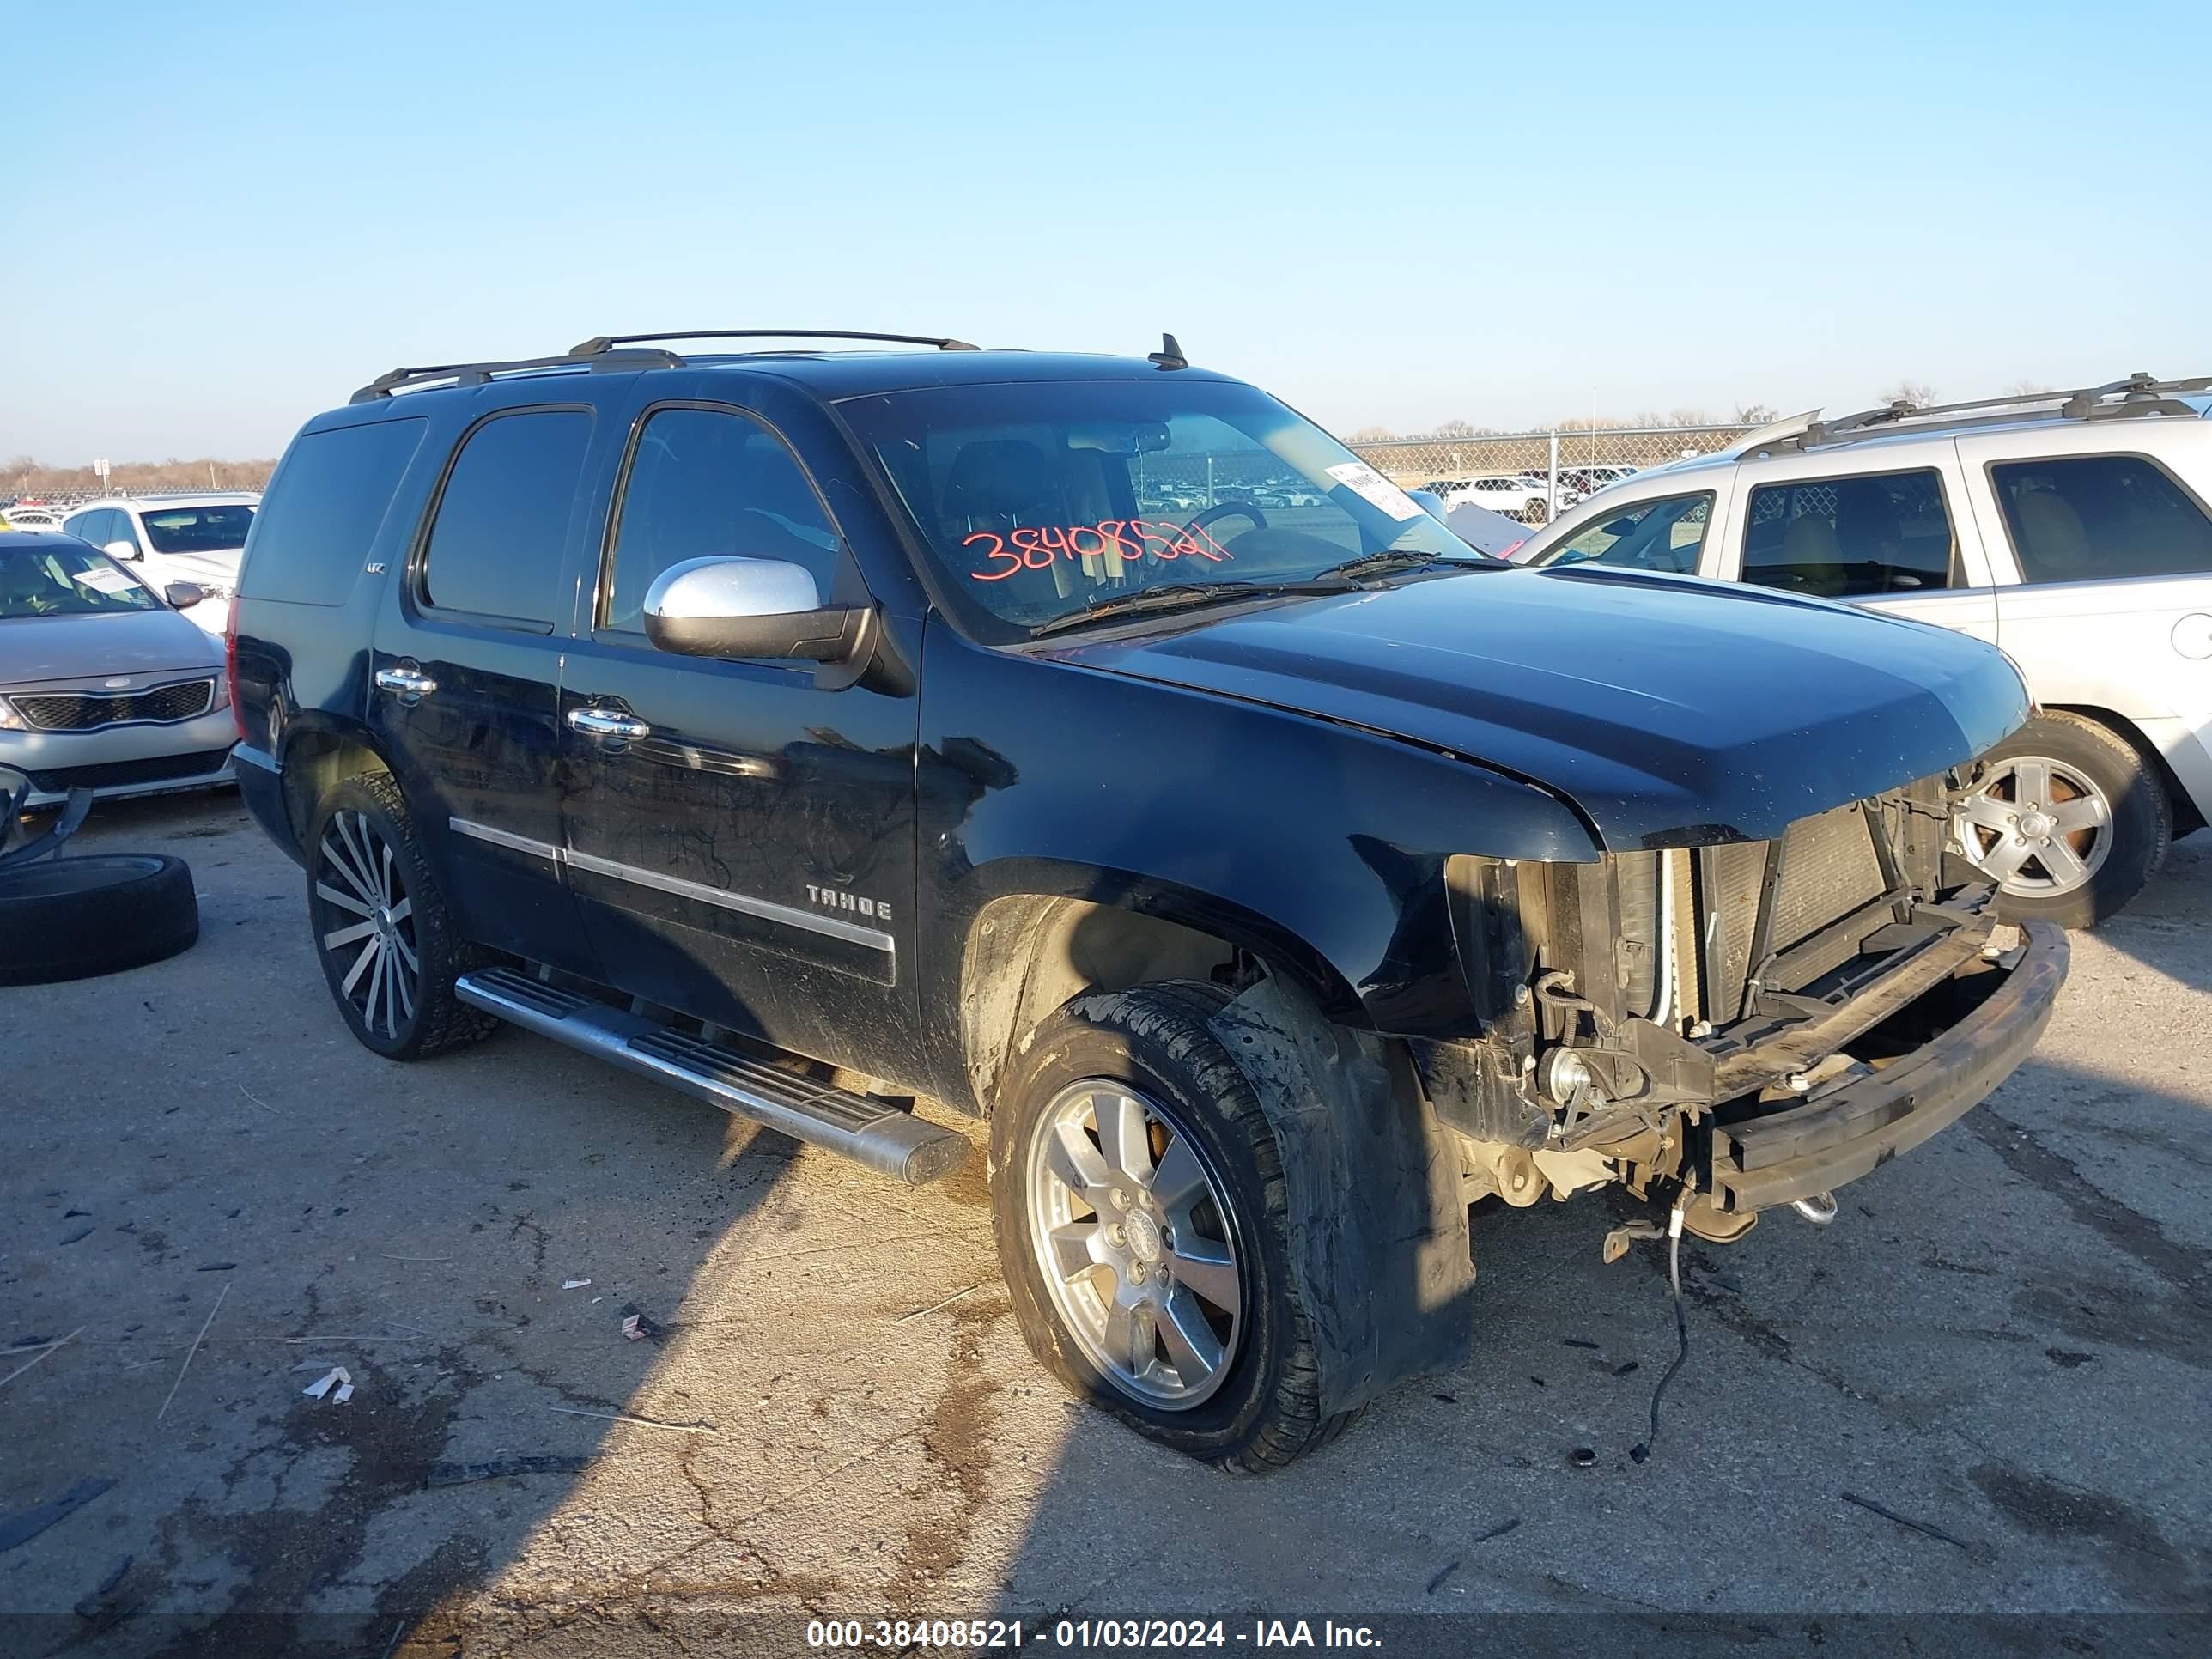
[420,410,592,625]
[1990,454,2212,583]
[601,408,843,634]
[1741,469,1955,599]
[1538,493,1711,574]
[243,418,427,606]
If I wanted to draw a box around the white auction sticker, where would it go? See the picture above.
[1324,461,1425,520]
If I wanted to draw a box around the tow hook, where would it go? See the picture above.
[1791,1190,1838,1225]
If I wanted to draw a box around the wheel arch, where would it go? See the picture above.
[2039,702,2204,838]
[279,717,401,846]
[951,873,1366,1118]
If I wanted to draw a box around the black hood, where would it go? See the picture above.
[1044,565,2030,849]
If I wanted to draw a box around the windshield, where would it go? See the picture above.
[1528,493,1714,575]
[0,540,161,618]
[140,503,256,554]
[840,379,1487,638]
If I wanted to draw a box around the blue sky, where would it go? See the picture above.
[4,0,2207,460]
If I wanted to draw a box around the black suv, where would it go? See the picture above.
[230,330,2067,1468]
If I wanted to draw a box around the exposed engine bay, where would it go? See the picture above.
[1410,766,2068,1239]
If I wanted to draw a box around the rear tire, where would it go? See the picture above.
[1523,497,1549,525]
[0,854,198,984]
[1957,712,2169,929]
[991,981,1358,1471]
[306,773,497,1060]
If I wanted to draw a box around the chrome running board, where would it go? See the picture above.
[454,967,969,1186]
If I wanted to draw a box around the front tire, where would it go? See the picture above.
[991,982,1356,1471]
[307,773,497,1060]
[1955,712,2170,928]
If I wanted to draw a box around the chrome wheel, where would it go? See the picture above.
[1024,1080,1243,1409]
[1956,756,2112,898]
[312,809,417,1039]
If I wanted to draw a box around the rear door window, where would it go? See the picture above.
[242,418,428,605]
[1537,492,1711,574]
[1741,469,1956,599]
[599,407,845,634]
[419,409,592,626]
[1990,454,2212,583]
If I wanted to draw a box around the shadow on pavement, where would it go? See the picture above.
[4,791,2209,1656]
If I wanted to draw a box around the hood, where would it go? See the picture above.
[1045,565,2029,848]
[1443,501,1531,557]
[0,606,223,687]
[146,549,245,586]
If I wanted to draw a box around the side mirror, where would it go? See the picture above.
[165,580,206,609]
[642,557,866,664]
[104,539,139,562]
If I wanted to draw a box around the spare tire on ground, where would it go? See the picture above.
[0,854,199,985]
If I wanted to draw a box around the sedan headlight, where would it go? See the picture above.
[0,696,24,731]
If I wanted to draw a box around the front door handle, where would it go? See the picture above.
[374,665,438,697]
[567,706,653,741]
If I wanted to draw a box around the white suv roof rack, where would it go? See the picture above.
[1774,372,2209,453]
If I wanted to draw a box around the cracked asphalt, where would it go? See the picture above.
[3,792,2208,1656]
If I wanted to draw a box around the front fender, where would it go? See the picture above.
[915,625,1601,1081]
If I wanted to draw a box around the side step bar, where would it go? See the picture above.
[454,968,970,1186]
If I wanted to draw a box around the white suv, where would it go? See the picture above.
[61,493,259,636]
[1517,374,2212,927]
[1442,474,1566,524]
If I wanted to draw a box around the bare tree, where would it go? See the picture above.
[3,456,276,501]
[1431,418,1478,439]
[1879,379,1939,410]
[2003,380,2056,397]
[1733,402,1778,425]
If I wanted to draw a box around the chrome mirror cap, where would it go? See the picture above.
[641,556,866,666]
[643,556,820,622]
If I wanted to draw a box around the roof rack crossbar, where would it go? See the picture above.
[349,347,684,404]
[1796,373,2210,448]
[568,329,981,356]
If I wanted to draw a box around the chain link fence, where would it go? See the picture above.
[10,423,1760,526]
[1348,423,1757,523]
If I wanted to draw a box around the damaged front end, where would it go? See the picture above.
[1412,767,2069,1237]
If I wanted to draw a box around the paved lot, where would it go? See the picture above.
[3,790,2209,1656]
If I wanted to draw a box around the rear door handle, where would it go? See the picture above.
[374,665,438,696]
[567,706,653,741]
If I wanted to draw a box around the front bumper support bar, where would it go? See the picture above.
[1708,922,2068,1213]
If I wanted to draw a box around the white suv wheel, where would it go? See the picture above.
[1955,755,2112,897]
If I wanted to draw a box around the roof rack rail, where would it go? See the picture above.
[1790,372,2210,449]
[568,329,981,356]
[349,346,684,404]
[1724,408,1823,453]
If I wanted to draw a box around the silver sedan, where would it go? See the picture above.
[0,534,237,807]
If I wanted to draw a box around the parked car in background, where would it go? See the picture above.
[1516,374,2212,926]
[1441,474,1559,524]
[4,506,66,533]
[0,533,236,807]
[61,493,259,637]
[1560,464,1638,497]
